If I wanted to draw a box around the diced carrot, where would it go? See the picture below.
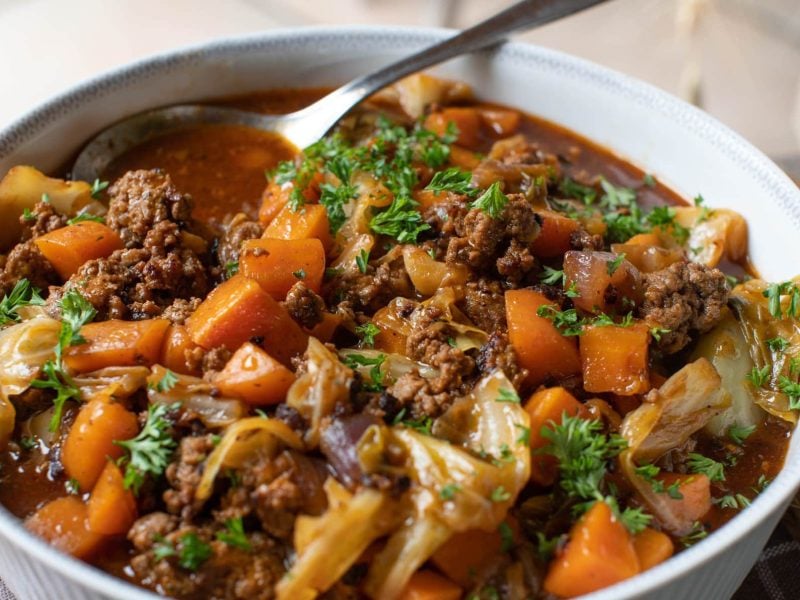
[531,210,581,258]
[62,399,139,491]
[580,323,650,395]
[432,527,505,586]
[544,501,640,597]
[240,238,325,299]
[87,461,137,535]
[263,203,333,253]
[34,221,123,280]
[259,182,289,226]
[480,108,521,136]
[656,473,712,526]
[626,232,662,246]
[25,496,106,559]
[633,528,674,571]
[63,319,170,373]
[448,146,481,170]
[214,342,295,405]
[424,107,482,149]
[161,324,202,376]
[186,275,308,366]
[524,387,588,486]
[308,312,342,343]
[505,289,581,387]
[398,570,461,600]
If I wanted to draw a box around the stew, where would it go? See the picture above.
[0,73,792,600]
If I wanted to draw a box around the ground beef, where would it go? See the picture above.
[283,282,325,329]
[202,347,232,374]
[442,194,539,282]
[0,240,60,297]
[163,435,217,520]
[161,297,202,325]
[386,303,476,418]
[130,524,286,600]
[477,332,528,389]
[569,227,604,251]
[460,278,507,333]
[107,169,193,248]
[62,220,209,320]
[220,450,328,541]
[128,512,179,551]
[638,260,729,353]
[325,257,413,313]
[217,213,263,268]
[18,200,67,241]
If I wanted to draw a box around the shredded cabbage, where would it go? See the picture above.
[0,316,60,396]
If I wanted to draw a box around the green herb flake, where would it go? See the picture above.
[687,453,725,482]
[355,322,380,348]
[470,182,508,219]
[0,279,44,326]
[746,365,770,389]
[425,167,476,197]
[728,424,756,446]
[293,269,306,280]
[607,253,626,276]
[356,248,370,273]
[90,179,110,199]
[439,483,461,501]
[178,532,213,571]
[538,266,564,286]
[216,517,251,551]
[498,521,514,553]
[67,212,105,225]
[766,336,790,353]
[496,388,520,404]
[224,261,239,278]
[115,403,178,495]
[490,486,512,503]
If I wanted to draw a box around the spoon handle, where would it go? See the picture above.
[285,0,607,146]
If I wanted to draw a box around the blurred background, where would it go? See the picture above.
[0,0,798,178]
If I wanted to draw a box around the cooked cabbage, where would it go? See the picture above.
[73,366,150,403]
[674,206,747,268]
[0,316,60,396]
[374,73,472,120]
[620,358,729,534]
[147,366,246,429]
[402,246,468,297]
[287,338,353,447]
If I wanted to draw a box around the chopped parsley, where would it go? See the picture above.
[216,517,251,551]
[224,261,239,278]
[22,208,35,222]
[687,453,725,482]
[355,249,370,273]
[634,463,683,499]
[90,179,110,198]
[643,173,657,188]
[650,326,671,342]
[292,269,306,280]
[646,205,690,244]
[490,486,512,503]
[67,211,105,225]
[763,281,800,319]
[439,483,461,501]
[680,522,708,547]
[515,424,531,446]
[115,403,178,494]
[746,365,770,388]
[425,167,476,196]
[715,494,750,510]
[65,478,80,495]
[177,532,213,571]
[152,535,177,562]
[606,253,626,276]
[778,376,800,409]
[150,369,179,393]
[342,352,385,391]
[728,424,756,446]
[18,436,37,451]
[538,266,564,286]
[392,408,433,435]
[498,521,514,553]
[536,305,584,336]
[370,195,430,243]
[558,177,597,204]
[355,322,380,347]
[470,182,508,219]
[496,388,520,404]
[766,336,790,353]
[0,278,44,326]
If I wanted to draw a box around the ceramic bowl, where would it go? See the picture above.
[0,26,798,600]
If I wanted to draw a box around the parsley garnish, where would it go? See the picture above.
[22,208,35,222]
[498,521,514,553]
[177,532,212,571]
[150,369,179,393]
[535,532,560,562]
[680,522,708,547]
[728,424,756,446]
[18,436,37,451]
[356,249,370,273]
[342,353,385,391]
[515,424,531,446]
[607,253,626,276]
[715,494,750,510]
[115,403,178,494]
[67,212,105,225]
[470,182,508,219]
[65,478,80,495]
[687,453,725,482]
[646,205,690,244]
[425,167,476,196]
[224,261,239,278]
[643,173,657,188]
[293,269,306,280]
[558,178,597,204]
[536,305,584,336]
[370,195,430,243]
[766,337,790,353]
[216,517,251,551]
[0,279,44,326]
[496,388,520,404]
[355,322,380,347]
[746,365,770,388]
[153,535,177,561]
[538,266,564,286]
[439,483,461,501]
[392,408,433,435]
[540,414,627,501]
[90,179,109,199]
[763,281,800,319]
[634,463,683,499]
[778,376,800,409]
[650,326,671,342]
[490,486,512,503]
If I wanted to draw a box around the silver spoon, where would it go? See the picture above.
[72,0,607,182]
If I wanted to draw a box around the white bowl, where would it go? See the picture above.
[1,26,798,600]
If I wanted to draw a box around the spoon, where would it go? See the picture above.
[72,0,607,182]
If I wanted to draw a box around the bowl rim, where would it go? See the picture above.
[1,24,799,600]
